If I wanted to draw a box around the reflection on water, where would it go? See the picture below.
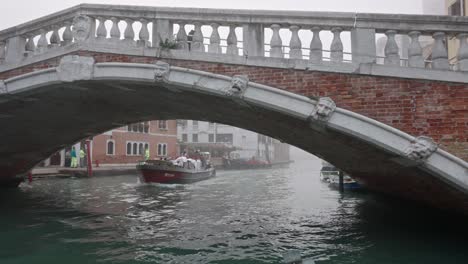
[1,155,467,264]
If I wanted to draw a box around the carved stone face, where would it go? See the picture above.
[154,61,170,82]
[311,97,336,121]
[227,75,249,96]
[72,15,92,42]
[405,136,437,161]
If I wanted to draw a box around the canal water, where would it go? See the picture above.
[1,152,468,264]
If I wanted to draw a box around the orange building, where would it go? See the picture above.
[91,120,178,166]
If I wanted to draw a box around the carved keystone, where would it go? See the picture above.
[72,15,92,42]
[56,55,95,82]
[0,80,6,94]
[154,61,170,82]
[310,97,336,122]
[225,75,249,97]
[404,136,438,161]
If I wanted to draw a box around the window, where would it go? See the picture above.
[209,122,214,129]
[192,134,198,143]
[448,0,462,16]
[139,143,144,155]
[182,134,188,142]
[208,134,214,143]
[192,120,198,130]
[129,122,149,133]
[216,133,233,143]
[127,142,132,155]
[159,120,167,130]
[158,143,167,156]
[179,120,188,129]
[107,140,115,155]
[127,141,149,156]
[133,143,137,155]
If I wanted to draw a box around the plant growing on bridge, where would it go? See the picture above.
[159,38,177,50]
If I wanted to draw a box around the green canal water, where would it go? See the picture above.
[1,156,468,264]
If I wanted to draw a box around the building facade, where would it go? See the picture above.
[43,120,178,167]
[92,120,178,165]
[177,120,290,164]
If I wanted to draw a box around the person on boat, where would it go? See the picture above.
[70,146,77,168]
[79,148,86,168]
[200,153,207,169]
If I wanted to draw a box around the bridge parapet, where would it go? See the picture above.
[1,4,468,82]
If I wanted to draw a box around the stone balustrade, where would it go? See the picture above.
[1,3,468,73]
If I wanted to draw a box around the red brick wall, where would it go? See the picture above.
[1,51,466,161]
[91,120,178,165]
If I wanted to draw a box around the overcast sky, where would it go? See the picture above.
[0,0,432,31]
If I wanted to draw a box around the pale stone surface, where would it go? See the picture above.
[330,27,343,62]
[405,136,438,161]
[309,27,322,63]
[384,30,400,66]
[431,32,449,70]
[408,31,424,68]
[225,75,249,97]
[56,55,95,82]
[351,28,376,63]
[310,97,336,122]
[457,33,468,72]
[72,15,93,42]
[154,61,170,82]
[0,80,6,93]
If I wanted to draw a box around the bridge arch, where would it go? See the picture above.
[0,55,467,212]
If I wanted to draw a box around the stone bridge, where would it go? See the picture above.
[0,4,467,213]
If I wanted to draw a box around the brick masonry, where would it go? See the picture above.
[1,51,466,161]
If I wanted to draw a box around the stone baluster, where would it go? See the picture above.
[62,22,73,46]
[0,41,5,63]
[24,35,36,56]
[457,33,468,71]
[191,22,204,52]
[431,32,449,70]
[96,17,107,40]
[384,30,400,66]
[330,27,343,62]
[110,17,121,41]
[226,25,239,55]
[270,24,283,58]
[49,27,61,47]
[123,18,135,45]
[36,29,49,54]
[407,31,424,68]
[309,27,322,63]
[138,19,150,47]
[176,22,188,50]
[289,25,302,59]
[208,23,221,54]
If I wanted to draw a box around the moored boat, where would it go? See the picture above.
[137,152,215,184]
[320,161,362,191]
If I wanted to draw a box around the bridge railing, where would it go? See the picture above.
[1,4,468,73]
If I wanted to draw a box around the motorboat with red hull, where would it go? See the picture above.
[137,154,215,184]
